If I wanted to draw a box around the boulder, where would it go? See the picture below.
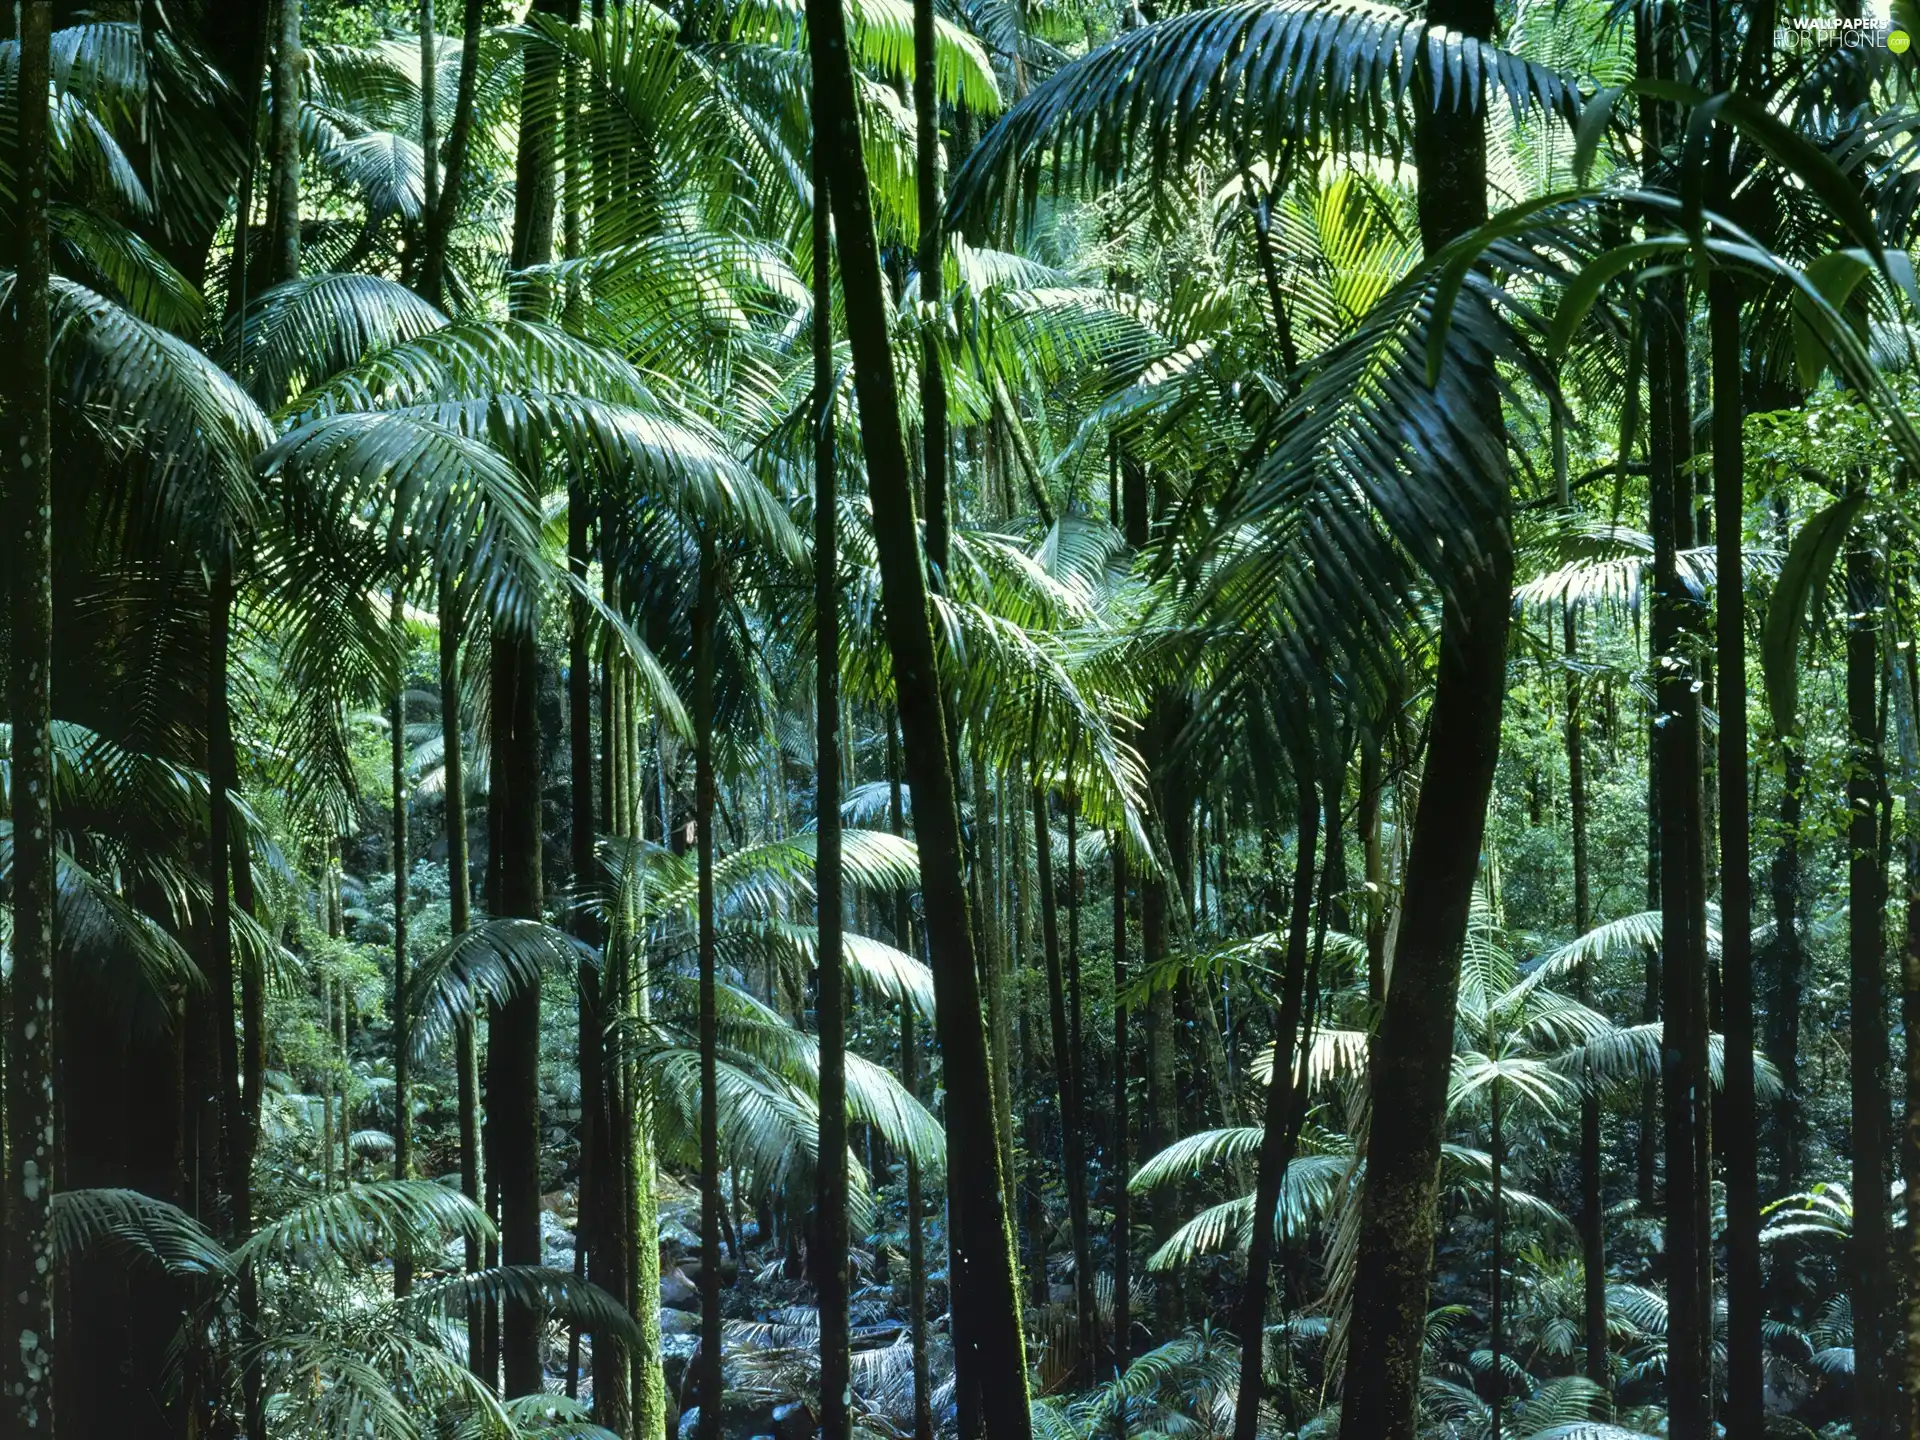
[660,1264,699,1311]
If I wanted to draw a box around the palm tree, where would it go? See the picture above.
[812,133,853,1440]
[807,0,1033,1431]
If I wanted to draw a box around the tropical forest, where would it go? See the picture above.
[12,0,1920,1436]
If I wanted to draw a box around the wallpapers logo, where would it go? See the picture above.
[1775,16,1910,51]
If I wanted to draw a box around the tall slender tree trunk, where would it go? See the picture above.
[5,4,55,1430]
[1771,736,1805,1188]
[392,592,415,1296]
[1489,1074,1504,1440]
[206,575,248,1245]
[439,576,487,1377]
[267,0,302,283]
[912,0,948,581]
[887,717,935,1440]
[808,0,1031,1425]
[622,673,669,1440]
[490,623,545,1396]
[988,764,1018,1233]
[693,530,724,1440]
[1901,649,1920,1439]
[1111,844,1131,1389]
[1555,401,1608,1396]
[1034,785,1096,1383]
[1849,537,1892,1439]
[567,480,607,1400]
[1122,460,1181,1334]
[1652,271,1710,1440]
[1711,261,1762,1434]
[420,0,484,306]
[492,0,560,1395]
[562,52,594,1364]
[1231,772,1318,1440]
[1336,1,1512,1430]
[419,0,439,250]
[813,155,854,1440]
[1635,12,1713,1424]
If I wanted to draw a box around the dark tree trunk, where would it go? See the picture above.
[207,576,250,1254]
[419,0,439,244]
[888,723,936,1440]
[1034,785,1097,1384]
[1711,262,1762,1435]
[391,592,415,1296]
[1639,759,1661,1215]
[1652,266,1711,1440]
[1231,773,1318,1440]
[419,0,485,306]
[1555,400,1608,1395]
[807,0,1032,1421]
[267,0,302,283]
[1770,737,1806,1189]
[913,0,948,581]
[490,625,546,1397]
[1849,539,1892,1439]
[814,155,853,1440]
[1903,658,1920,1438]
[1141,718,1182,1331]
[492,0,560,1394]
[568,481,606,1394]
[694,531,724,1440]
[1111,844,1131,1385]
[1489,1074,1505,1440]
[1336,0,1512,1430]
[5,2,55,1429]
[440,576,485,1367]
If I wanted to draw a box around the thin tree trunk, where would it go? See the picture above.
[420,0,439,245]
[887,720,935,1440]
[568,478,605,1397]
[980,755,1017,1232]
[420,0,484,306]
[1034,785,1097,1384]
[493,0,560,1393]
[1653,278,1710,1440]
[392,591,415,1296]
[490,624,545,1397]
[207,574,249,1250]
[694,529,724,1440]
[912,0,948,580]
[813,155,854,1440]
[1711,260,1762,1434]
[625,681,669,1439]
[1230,772,1318,1440]
[1336,0,1512,1428]
[1065,761,1093,1375]
[5,3,55,1429]
[1112,844,1131,1390]
[1850,537,1892,1439]
[440,576,486,1374]
[808,0,1031,1422]
[1900,647,1920,1440]
[1555,398,1608,1394]
[1771,736,1806,1189]
[1489,1075,1504,1440]
[267,0,302,283]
